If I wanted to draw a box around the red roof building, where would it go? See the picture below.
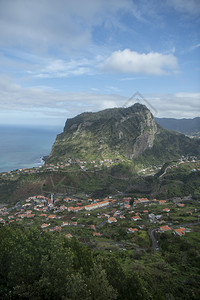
[127,228,138,233]
[160,225,171,232]
[93,232,101,236]
[131,216,142,221]
[108,217,117,223]
[174,227,186,236]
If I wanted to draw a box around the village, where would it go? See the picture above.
[0,191,200,252]
[0,157,120,179]
[0,156,199,181]
[0,156,200,251]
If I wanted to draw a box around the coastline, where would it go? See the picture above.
[0,124,60,174]
[0,155,46,173]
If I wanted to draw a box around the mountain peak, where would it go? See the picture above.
[48,103,157,162]
[64,102,150,131]
[47,103,200,166]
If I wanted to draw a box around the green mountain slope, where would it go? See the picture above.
[47,103,200,167]
[134,127,200,167]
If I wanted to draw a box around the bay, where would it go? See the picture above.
[0,125,62,172]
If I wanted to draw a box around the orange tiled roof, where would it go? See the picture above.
[48,214,57,219]
[132,216,141,221]
[85,199,109,209]
[40,213,47,217]
[163,208,170,212]
[160,225,171,231]
[128,227,138,233]
[138,198,149,202]
[41,223,50,228]
[174,227,186,236]
[27,214,35,218]
[65,233,72,238]
[93,232,101,236]
[61,222,69,226]
[159,200,166,204]
[108,217,117,223]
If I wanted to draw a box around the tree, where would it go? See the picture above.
[87,263,117,300]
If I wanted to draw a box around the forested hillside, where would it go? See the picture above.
[0,225,200,299]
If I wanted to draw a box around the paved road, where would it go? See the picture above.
[159,166,170,178]
[149,222,200,251]
[149,228,159,250]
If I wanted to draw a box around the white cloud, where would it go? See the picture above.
[0,0,131,53]
[32,57,99,78]
[189,43,200,52]
[146,92,200,118]
[175,92,200,98]
[0,75,125,119]
[167,0,200,15]
[106,86,120,93]
[101,49,178,75]
[0,0,198,59]
[181,43,200,54]
[0,76,199,126]
[0,51,100,79]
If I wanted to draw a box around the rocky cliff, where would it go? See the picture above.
[47,103,200,166]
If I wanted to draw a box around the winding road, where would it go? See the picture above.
[149,222,200,251]
[148,228,159,250]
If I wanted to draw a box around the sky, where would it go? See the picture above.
[0,0,199,126]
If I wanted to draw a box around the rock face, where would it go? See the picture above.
[47,103,200,165]
[130,107,157,159]
[47,103,158,162]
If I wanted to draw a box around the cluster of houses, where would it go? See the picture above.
[0,157,123,179]
[159,225,188,237]
[0,195,115,236]
[0,192,199,243]
[138,157,199,177]
[2,157,199,180]
[44,158,121,171]
[162,157,200,177]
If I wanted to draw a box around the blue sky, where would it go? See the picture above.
[0,0,199,126]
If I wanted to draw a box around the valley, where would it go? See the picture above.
[1,161,200,299]
[0,104,200,299]
[1,184,200,252]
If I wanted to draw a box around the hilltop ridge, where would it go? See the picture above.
[155,117,200,136]
[47,103,200,167]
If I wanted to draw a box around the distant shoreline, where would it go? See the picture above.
[42,155,48,163]
[0,125,59,174]
[0,155,46,173]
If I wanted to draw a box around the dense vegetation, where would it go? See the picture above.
[161,170,200,199]
[0,165,199,204]
[1,224,200,299]
[1,105,199,299]
[0,225,149,300]
[134,128,200,167]
[47,103,200,168]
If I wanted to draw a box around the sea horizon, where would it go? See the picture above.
[0,124,62,173]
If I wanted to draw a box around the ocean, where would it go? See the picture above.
[0,125,62,173]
